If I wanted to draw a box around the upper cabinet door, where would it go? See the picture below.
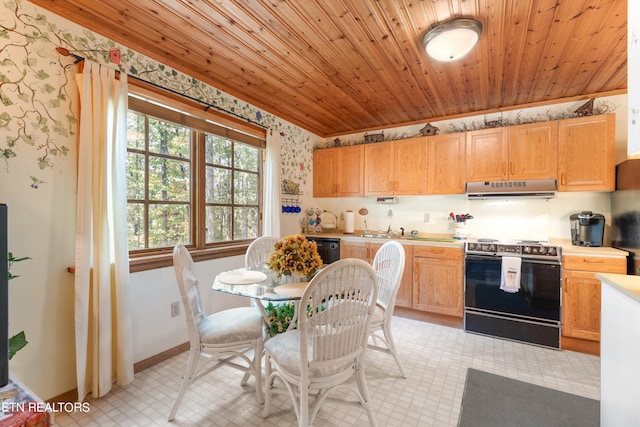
[465,127,509,182]
[313,148,338,197]
[313,145,364,197]
[558,114,615,192]
[394,137,428,195]
[508,121,558,180]
[364,141,394,196]
[336,145,364,197]
[427,133,465,194]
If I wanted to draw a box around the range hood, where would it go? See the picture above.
[466,179,557,199]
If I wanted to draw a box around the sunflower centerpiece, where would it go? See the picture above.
[266,234,323,282]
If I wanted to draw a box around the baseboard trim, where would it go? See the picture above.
[394,306,463,329]
[133,342,189,373]
[561,336,600,356]
[46,342,189,404]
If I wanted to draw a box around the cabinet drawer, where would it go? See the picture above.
[413,246,463,260]
[562,256,626,273]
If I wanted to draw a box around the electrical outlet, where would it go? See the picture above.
[171,301,180,318]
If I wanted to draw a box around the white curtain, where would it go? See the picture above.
[74,61,134,401]
[263,130,282,237]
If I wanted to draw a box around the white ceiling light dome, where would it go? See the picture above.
[422,18,482,62]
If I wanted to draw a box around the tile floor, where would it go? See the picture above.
[52,316,600,427]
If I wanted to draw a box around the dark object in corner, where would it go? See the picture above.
[0,204,7,387]
[616,159,640,190]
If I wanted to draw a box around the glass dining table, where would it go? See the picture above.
[211,263,308,328]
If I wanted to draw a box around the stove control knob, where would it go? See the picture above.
[539,246,547,254]
[547,247,556,255]
[523,246,531,253]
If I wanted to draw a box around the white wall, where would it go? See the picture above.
[129,255,250,362]
[629,0,640,157]
[313,192,612,243]
[600,279,640,426]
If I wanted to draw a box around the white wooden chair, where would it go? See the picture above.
[245,235,280,268]
[168,245,264,421]
[245,236,280,311]
[262,258,379,427]
[368,240,407,378]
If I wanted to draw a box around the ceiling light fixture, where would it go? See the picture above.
[422,18,482,62]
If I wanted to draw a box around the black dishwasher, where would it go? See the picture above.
[306,237,340,265]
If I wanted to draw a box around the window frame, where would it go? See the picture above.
[126,81,267,272]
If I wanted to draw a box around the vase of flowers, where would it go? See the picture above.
[266,234,323,281]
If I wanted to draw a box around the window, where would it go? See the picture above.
[125,89,265,261]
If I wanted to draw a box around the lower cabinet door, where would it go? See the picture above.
[413,256,463,317]
[562,270,601,341]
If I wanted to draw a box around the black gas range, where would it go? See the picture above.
[464,238,562,349]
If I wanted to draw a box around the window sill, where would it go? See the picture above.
[68,243,250,274]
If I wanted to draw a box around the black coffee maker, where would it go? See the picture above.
[570,211,605,247]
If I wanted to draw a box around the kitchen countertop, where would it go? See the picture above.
[306,233,628,255]
[305,232,464,248]
[597,273,640,302]
[551,238,628,258]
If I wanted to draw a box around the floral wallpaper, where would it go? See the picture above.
[0,0,316,188]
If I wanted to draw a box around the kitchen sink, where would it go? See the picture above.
[355,233,454,242]
[357,233,393,239]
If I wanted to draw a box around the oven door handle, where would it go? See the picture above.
[465,254,499,262]
[465,254,560,266]
[520,258,561,266]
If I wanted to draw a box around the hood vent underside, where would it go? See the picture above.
[466,179,557,199]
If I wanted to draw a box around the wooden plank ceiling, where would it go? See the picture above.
[30,0,627,137]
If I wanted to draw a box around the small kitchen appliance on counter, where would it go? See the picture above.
[570,211,605,247]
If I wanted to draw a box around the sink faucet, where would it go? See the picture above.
[386,225,391,235]
[364,220,368,234]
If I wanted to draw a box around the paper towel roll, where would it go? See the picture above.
[344,210,355,234]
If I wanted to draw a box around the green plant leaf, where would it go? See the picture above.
[8,331,28,360]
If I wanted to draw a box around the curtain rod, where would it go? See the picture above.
[56,47,269,130]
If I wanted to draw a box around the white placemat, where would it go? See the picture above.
[218,270,267,285]
[274,282,308,298]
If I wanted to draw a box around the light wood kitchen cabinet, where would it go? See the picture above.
[363,137,427,196]
[562,254,626,341]
[340,240,369,260]
[427,132,465,194]
[413,246,463,317]
[465,127,509,182]
[363,141,394,195]
[508,121,558,180]
[313,145,364,197]
[340,240,413,308]
[466,122,558,183]
[557,114,615,192]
